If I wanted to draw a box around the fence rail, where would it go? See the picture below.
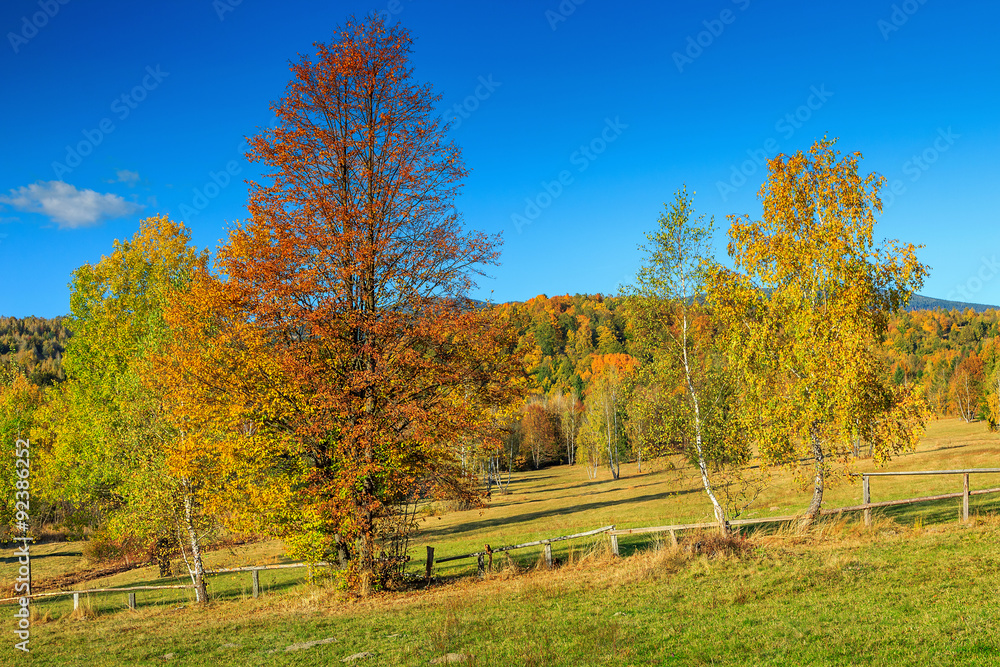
[0,561,333,608]
[7,469,1000,606]
[861,468,1000,476]
[429,525,616,577]
[862,467,1000,524]
[429,468,1000,575]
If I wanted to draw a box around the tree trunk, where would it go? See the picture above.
[565,418,575,466]
[803,431,825,523]
[334,534,350,569]
[605,389,620,480]
[680,305,727,533]
[606,432,620,479]
[182,486,208,604]
[690,398,727,532]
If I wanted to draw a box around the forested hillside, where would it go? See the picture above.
[498,294,1000,471]
[5,297,998,413]
[4,298,998,424]
[885,308,1000,422]
[0,316,69,385]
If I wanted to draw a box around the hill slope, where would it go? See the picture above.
[906,293,998,312]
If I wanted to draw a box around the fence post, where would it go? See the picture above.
[609,526,619,557]
[477,554,485,578]
[963,473,970,522]
[252,569,260,599]
[127,592,136,610]
[73,592,79,611]
[543,542,552,569]
[863,475,871,527]
[669,529,678,548]
[425,546,435,581]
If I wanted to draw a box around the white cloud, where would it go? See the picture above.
[116,169,140,185]
[0,181,143,229]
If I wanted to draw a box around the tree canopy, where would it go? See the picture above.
[709,138,930,519]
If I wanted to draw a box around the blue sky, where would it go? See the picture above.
[1,0,998,317]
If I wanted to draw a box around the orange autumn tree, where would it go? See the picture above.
[212,15,522,591]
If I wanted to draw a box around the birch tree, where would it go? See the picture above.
[578,399,604,480]
[584,355,636,480]
[709,138,929,522]
[552,390,581,465]
[623,187,737,529]
[949,353,984,422]
[37,216,214,601]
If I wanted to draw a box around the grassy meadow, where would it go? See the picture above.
[3,418,1000,665]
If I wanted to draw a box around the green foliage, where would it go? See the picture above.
[35,216,208,547]
[0,371,42,535]
[496,294,627,395]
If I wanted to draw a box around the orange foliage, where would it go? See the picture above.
[164,16,525,588]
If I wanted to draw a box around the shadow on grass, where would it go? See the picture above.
[418,485,705,541]
[489,476,680,511]
[607,492,1000,555]
[881,493,1000,525]
[540,476,673,497]
[1,548,82,566]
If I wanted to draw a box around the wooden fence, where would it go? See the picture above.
[7,468,1000,602]
[859,468,1000,525]
[203,562,332,600]
[428,467,1000,577]
[427,525,616,578]
[0,561,332,610]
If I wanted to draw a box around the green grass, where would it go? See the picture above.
[3,417,1000,665]
[411,417,1000,575]
[14,519,1000,666]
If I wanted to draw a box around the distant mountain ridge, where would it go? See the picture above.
[491,293,999,313]
[905,294,998,312]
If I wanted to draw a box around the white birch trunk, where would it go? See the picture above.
[680,295,726,531]
[182,482,208,604]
